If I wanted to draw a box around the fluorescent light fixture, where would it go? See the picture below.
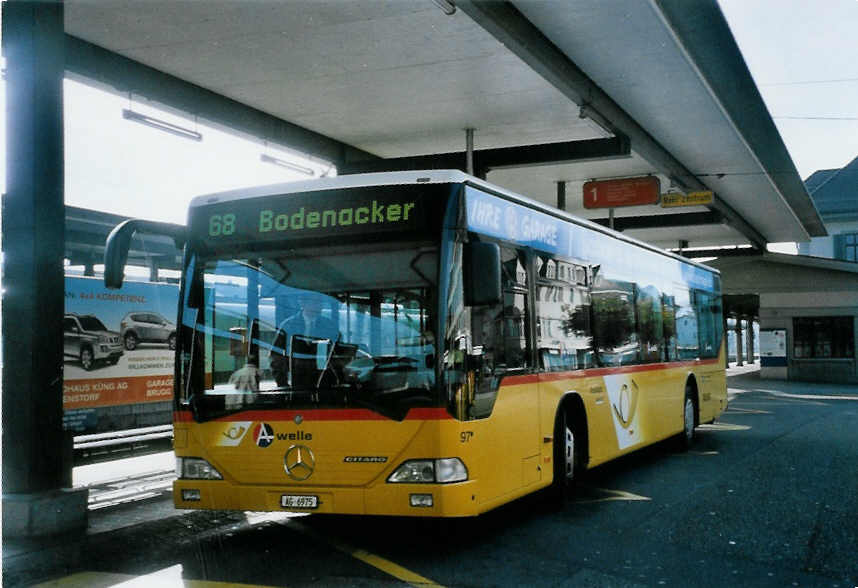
[122,109,203,142]
[432,0,456,15]
[260,153,315,176]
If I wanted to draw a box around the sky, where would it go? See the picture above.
[0,77,332,226]
[0,1,856,228]
[61,78,333,225]
[719,0,858,179]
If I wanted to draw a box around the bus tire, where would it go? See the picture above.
[549,405,578,505]
[677,384,698,450]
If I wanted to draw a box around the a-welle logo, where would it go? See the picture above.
[254,423,275,448]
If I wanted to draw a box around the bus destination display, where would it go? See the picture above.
[193,186,437,247]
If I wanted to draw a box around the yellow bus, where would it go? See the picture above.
[105,170,726,517]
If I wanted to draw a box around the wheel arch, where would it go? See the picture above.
[556,391,590,470]
[684,373,700,427]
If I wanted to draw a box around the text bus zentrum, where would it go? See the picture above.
[104,170,726,517]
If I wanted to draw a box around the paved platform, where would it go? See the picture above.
[3,364,857,586]
[726,362,858,399]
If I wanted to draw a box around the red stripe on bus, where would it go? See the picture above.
[501,358,721,386]
[537,358,721,383]
[172,359,720,423]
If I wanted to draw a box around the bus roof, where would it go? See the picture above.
[190,170,719,276]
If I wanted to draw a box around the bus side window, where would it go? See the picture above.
[500,247,530,370]
[467,246,530,419]
[591,272,637,366]
[535,254,593,371]
[694,290,721,358]
[636,284,663,364]
[662,294,678,361]
[675,288,699,359]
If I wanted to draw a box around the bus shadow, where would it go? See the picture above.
[298,432,729,561]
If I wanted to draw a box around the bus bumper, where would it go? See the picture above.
[173,478,480,517]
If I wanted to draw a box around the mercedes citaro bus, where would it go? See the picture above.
[104,170,726,517]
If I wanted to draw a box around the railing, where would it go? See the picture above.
[74,425,173,465]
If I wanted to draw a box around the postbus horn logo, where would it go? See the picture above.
[254,423,275,448]
[612,382,639,429]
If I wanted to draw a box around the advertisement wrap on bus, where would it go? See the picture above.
[103,170,727,518]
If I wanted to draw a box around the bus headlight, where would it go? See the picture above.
[387,458,468,484]
[436,458,468,483]
[176,457,223,480]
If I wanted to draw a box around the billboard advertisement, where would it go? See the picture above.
[63,276,179,431]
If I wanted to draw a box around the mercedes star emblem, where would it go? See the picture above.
[284,444,316,481]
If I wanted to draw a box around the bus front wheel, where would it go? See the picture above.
[549,407,578,505]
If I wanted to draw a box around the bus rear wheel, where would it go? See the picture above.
[677,386,697,450]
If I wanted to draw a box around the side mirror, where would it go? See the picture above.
[104,219,187,289]
[463,242,502,307]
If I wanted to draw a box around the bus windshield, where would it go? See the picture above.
[180,243,440,422]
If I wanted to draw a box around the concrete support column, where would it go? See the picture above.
[2,1,88,537]
[746,319,755,365]
[556,181,566,211]
[734,318,744,367]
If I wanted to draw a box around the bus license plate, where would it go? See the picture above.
[281,495,318,509]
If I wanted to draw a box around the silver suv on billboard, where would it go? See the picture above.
[63,313,124,370]
[120,311,177,350]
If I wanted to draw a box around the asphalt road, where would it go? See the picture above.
[11,373,858,587]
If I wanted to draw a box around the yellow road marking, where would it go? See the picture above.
[574,487,652,504]
[35,571,135,587]
[758,389,858,401]
[698,422,751,431]
[291,520,445,588]
[726,407,772,415]
[35,569,276,588]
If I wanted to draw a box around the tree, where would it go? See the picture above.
[590,292,635,351]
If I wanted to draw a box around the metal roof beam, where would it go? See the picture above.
[655,0,826,238]
[339,136,630,176]
[591,211,724,231]
[669,247,762,259]
[456,0,767,250]
[64,36,378,168]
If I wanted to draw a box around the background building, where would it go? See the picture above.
[711,155,858,384]
[798,155,858,261]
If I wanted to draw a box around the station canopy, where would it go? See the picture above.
[63,0,826,255]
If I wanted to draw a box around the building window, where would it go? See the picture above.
[843,233,858,262]
[793,317,854,359]
[534,254,594,372]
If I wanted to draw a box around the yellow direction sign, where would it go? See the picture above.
[661,191,714,208]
